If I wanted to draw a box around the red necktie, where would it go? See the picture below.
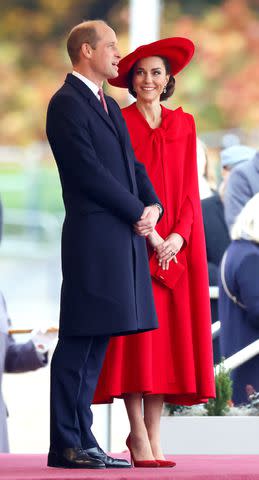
[98,88,108,114]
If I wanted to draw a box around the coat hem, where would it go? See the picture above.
[59,326,158,338]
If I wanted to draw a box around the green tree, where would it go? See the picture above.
[205,362,233,416]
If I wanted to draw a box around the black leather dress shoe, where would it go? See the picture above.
[47,447,105,469]
[85,446,131,468]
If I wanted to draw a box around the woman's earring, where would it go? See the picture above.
[163,85,167,93]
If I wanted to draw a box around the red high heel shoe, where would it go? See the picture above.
[126,436,158,468]
[155,459,176,468]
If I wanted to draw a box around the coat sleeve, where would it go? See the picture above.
[46,94,145,225]
[224,168,251,231]
[5,338,47,373]
[237,252,259,326]
[173,114,199,245]
[174,196,194,244]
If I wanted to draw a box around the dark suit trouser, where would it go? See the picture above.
[50,335,109,450]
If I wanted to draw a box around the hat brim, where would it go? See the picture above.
[108,37,195,88]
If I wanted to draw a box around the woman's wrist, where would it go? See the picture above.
[166,232,184,250]
[148,230,163,248]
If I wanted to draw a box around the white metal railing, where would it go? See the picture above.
[212,320,221,339]
[210,287,220,339]
[209,286,259,373]
[215,339,259,374]
[209,286,219,299]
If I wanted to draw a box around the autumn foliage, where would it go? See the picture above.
[1,0,259,144]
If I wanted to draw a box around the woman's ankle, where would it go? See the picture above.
[127,431,155,460]
[147,434,165,460]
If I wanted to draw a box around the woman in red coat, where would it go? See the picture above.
[94,38,215,466]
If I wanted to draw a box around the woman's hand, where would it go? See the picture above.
[155,233,184,270]
[148,230,164,249]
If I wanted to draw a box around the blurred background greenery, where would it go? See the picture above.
[1,0,259,214]
[1,0,259,145]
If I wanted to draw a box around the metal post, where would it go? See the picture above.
[129,0,160,50]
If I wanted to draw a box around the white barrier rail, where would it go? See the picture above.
[209,286,219,299]
[215,339,259,374]
[212,320,221,339]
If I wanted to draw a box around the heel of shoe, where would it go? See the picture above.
[125,436,132,465]
[125,435,158,468]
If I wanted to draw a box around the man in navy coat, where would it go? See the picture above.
[46,20,162,469]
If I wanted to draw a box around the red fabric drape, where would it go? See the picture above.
[94,103,215,405]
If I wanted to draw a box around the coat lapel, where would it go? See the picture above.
[88,95,119,138]
[65,74,119,138]
[107,98,135,191]
[65,74,135,191]
[107,99,125,142]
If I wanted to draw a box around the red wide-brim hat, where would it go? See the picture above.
[109,37,195,88]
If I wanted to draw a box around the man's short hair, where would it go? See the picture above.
[67,20,106,65]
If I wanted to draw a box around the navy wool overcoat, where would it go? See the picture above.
[46,74,160,337]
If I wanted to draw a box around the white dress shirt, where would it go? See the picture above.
[72,71,101,100]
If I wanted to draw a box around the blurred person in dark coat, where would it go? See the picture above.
[202,145,254,362]
[224,148,258,231]
[0,198,49,452]
[202,145,255,285]
[218,193,259,404]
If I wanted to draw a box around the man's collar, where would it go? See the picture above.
[72,70,100,98]
[65,74,119,139]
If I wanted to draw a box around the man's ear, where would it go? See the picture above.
[81,43,92,59]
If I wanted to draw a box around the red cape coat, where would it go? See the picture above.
[94,103,215,405]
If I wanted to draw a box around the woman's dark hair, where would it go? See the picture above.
[127,56,175,101]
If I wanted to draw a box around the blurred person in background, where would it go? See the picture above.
[0,196,2,244]
[196,138,214,199]
[221,133,240,150]
[219,193,259,404]
[94,38,215,467]
[224,149,259,231]
[46,20,163,470]
[0,198,51,452]
[202,144,255,363]
[219,145,256,200]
